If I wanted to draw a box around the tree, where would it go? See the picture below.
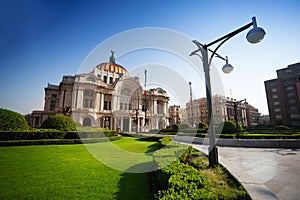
[41,115,76,131]
[216,120,236,134]
[0,108,29,131]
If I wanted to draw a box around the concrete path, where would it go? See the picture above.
[191,144,300,200]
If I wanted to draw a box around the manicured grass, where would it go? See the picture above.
[0,137,159,199]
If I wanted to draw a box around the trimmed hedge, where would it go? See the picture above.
[41,115,76,131]
[0,108,29,131]
[153,139,249,200]
[0,129,117,140]
[0,135,122,147]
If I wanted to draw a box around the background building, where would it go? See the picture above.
[168,105,182,126]
[265,62,300,126]
[185,95,260,127]
[27,52,169,132]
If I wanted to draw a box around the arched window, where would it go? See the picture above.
[83,117,92,126]
[86,77,96,82]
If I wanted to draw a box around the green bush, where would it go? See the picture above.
[197,122,208,130]
[0,108,29,131]
[41,115,76,131]
[159,136,173,147]
[216,120,236,134]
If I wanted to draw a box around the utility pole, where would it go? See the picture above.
[189,82,193,127]
[144,70,147,129]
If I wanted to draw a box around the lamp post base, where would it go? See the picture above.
[208,146,219,167]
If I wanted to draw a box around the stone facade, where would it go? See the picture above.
[185,95,260,127]
[27,52,169,132]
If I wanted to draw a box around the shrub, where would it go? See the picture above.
[0,108,29,131]
[159,136,173,147]
[197,122,208,130]
[216,120,236,134]
[171,124,180,131]
[41,115,76,131]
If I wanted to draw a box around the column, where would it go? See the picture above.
[120,116,123,131]
[100,93,104,110]
[95,92,100,110]
[154,100,157,114]
[77,90,83,108]
[129,118,132,132]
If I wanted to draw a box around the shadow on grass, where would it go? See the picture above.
[115,161,156,200]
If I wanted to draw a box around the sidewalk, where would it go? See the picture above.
[188,144,300,200]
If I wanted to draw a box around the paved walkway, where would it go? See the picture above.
[190,144,300,200]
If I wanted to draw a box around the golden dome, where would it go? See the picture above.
[96,62,127,74]
[96,51,127,74]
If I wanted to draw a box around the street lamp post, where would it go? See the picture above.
[190,16,265,167]
[233,98,247,139]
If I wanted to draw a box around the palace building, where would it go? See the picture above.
[27,52,169,132]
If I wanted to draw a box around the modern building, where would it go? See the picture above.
[27,52,170,132]
[265,62,300,126]
[185,95,260,127]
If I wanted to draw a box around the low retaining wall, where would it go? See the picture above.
[174,136,300,148]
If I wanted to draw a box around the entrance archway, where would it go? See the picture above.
[83,117,92,126]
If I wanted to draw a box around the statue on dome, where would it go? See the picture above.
[109,50,116,63]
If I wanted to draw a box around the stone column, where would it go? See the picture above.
[95,92,100,110]
[154,100,157,114]
[77,89,83,108]
[100,93,104,110]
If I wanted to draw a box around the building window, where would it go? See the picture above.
[273,101,280,105]
[290,114,300,119]
[109,77,113,84]
[287,93,296,97]
[51,94,57,98]
[83,117,92,126]
[286,85,294,90]
[103,76,107,83]
[270,82,277,86]
[83,90,95,108]
[274,108,281,112]
[104,101,111,110]
[291,107,297,111]
[288,99,296,104]
[275,115,282,119]
[50,100,56,111]
[271,88,277,92]
[272,95,278,98]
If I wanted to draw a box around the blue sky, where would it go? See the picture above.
[0,0,300,115]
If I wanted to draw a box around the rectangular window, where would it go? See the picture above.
[273,101,280,105]
[289,99,296,104]
[287,93,296,97]
[50,100,56,111]
[275,115,282,119]
[274,108,281,112]
[120,103,123,110]
[272,95,278,98]
[104,101,108,110]
[286,85,294,90]
[109,77,113,84]
[271,88,277,92]
[103,76,107,83]
[51,94,57,98]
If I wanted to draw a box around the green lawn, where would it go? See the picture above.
[0,137,159,199]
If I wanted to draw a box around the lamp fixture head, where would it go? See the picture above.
[222,56,234,74]
[246,17,266,44]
